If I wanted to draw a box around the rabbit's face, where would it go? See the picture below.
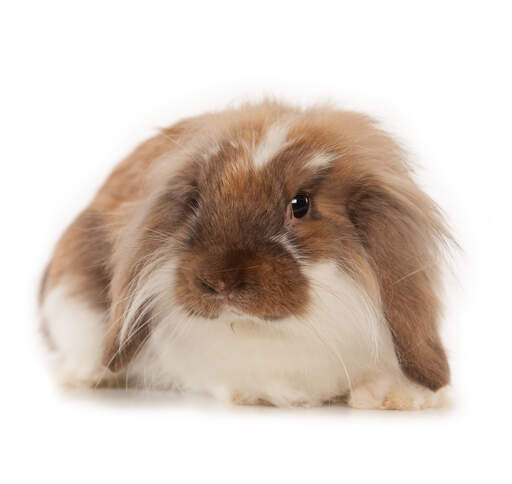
[163,123,364,321]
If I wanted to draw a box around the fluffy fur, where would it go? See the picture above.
[40,101,451,409]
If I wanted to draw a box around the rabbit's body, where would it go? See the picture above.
[40,102,450,409]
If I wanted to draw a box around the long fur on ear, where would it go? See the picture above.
[348,170,452,391]
[102,292,153,373]
[100,240,151,372]
[98,124,197,372]
[101,228,167,373]
[100,178,195,372]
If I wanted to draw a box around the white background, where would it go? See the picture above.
[1,1,511,482]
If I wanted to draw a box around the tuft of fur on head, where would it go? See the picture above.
[40,101,453,406]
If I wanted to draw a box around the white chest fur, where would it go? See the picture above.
[128,262,399,406]
[42,263,400,406]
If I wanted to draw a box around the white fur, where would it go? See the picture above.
[348,376,447,410]
[269,233,303,261]
[42,263,440,408]
[252,123,290,168]
[251,123,336,172]
[306,152,338,169]
[40,282,107,386]
[124,261,401,406]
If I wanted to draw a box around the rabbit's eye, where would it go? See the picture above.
[290,194,310,218]
[189,198,199,210]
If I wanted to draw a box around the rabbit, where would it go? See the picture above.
[39,101,452,409]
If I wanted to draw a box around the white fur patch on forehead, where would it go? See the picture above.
[306,152,338,170]
[252,122,290,168]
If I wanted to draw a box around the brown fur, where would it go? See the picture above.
[42,101,451,390]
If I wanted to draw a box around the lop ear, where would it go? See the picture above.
[101,156,199,373]
[348,173,451,391]
[101,230,159,373]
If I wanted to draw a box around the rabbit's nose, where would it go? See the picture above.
[195,270,246,297]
